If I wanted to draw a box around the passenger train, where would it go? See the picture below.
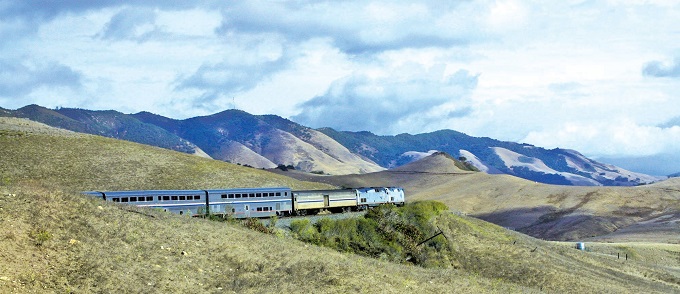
[83,187,405,218]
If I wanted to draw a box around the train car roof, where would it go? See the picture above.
[205,187,290,193]
[96,190,206,196]
[292,188,356,193]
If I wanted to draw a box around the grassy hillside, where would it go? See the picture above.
[0,117,328,192]
[1,118,679,293]
[287,153,680,242]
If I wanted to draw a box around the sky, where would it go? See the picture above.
[1,0,679,175]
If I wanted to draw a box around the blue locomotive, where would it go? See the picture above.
[83,186,405,218]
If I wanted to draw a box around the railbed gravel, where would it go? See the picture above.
[268,211,367,230]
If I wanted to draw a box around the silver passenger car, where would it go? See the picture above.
[206,187,292,218]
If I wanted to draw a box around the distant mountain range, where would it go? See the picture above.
[0,104,665,186]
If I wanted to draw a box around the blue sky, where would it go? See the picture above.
[1,0,679,175]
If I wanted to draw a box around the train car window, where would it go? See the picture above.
[276,192,281,196]
[361,198,367,203]
[194,195,201,200]
[147,196,153,201]
[249,193,255,198]
[112,198,120,202]
[256,193,262,197]
[228,194,234,199]
[163,196,170,201]
[171,196,178,201]
[221,194,227,199]
[235,194,241,198]
[231,208,235,213]
[157,196,161,201]
[256,207,262,212]
[179,196,186,201]
[130,197,137,202]
[121,197,129,202]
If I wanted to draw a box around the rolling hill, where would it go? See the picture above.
[2,117,679,293]
[277,152,680,242]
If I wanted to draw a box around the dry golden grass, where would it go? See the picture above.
[299,155,680,242]
[2,117,680,293]
[0,118,330,192]
[2,183,529,293]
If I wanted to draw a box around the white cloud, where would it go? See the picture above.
[0,59,82,97]
[643,57,680,78]
[486,0,529,31]
[524,120,680,157]
[1,0,680,174]
[293,63,478,134]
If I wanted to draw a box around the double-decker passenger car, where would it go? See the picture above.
[206,187,292,218]
[82,190,208,216]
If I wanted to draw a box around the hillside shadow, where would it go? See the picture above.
[474,207,624,241]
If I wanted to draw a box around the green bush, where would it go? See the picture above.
[284,201,452,267]
[29,229,52,246]
[290,219,320,244]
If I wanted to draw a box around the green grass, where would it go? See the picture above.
[1,118,679,293]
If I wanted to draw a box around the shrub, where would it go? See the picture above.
[29,229,52,246]
[242,218,271,234]
[283,201,452,267]
[290,219,320,244]
[267,215,278,229]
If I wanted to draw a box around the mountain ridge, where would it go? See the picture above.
[0,104,663,186]
[318,127,663,186]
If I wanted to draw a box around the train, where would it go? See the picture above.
[83,187,405,218]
